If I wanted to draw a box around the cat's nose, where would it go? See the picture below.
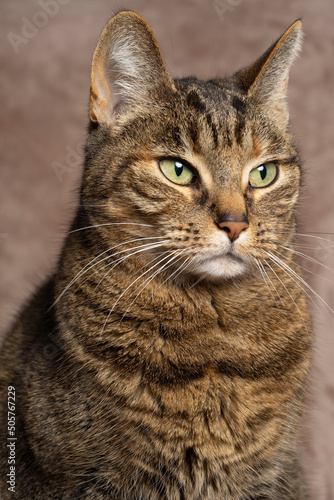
[218,220,249,242]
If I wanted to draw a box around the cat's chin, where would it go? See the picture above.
[192,253,249,281]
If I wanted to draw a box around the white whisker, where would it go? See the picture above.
[264,250,334,318]
[263,251,323,319]
[186,274,205,290]
[51,238,168,308]
[120,249,190,322]
[171,255,197,284]
[80,236,166,282]
[274,231,334,244]
[93,250,170,293]
[152,253,195,295]
[277,245,334,275]
[263,258,308,328]
[256,259,280,304]
[186,260,220,290]
[69,222,157,233]
[274,246,334,285]
[100,249,183,337]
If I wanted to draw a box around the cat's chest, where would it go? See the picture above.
[55,286,307,498]
[92,365,288,499]
[107,308,303,478]
[132,360,287,449]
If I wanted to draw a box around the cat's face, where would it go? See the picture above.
[83,12,302,282]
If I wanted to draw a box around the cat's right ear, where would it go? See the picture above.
[89,11,175,126]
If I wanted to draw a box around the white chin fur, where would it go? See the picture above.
[192,254,248,280]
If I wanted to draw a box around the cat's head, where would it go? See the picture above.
[82,11,302,282]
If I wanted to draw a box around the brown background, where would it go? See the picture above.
[1,0,333,497]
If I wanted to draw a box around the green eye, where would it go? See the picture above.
[159,159,194,186]
[249,162,277,188]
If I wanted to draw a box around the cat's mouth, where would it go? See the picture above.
[222,250,245,263]
[193,249,249,280]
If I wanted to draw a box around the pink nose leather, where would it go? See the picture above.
[218,221,249,242]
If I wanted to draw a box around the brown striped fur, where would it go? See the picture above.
[0,11,312,499]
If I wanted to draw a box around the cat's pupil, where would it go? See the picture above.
[258,165,267,180]
[175,161,183,177]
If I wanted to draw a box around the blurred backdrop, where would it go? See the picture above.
[1,0,334,497]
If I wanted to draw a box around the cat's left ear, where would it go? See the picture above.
[89,11,175,126]
[236,20,303,126]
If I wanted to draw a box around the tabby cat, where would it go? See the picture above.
[0,11,312,499]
